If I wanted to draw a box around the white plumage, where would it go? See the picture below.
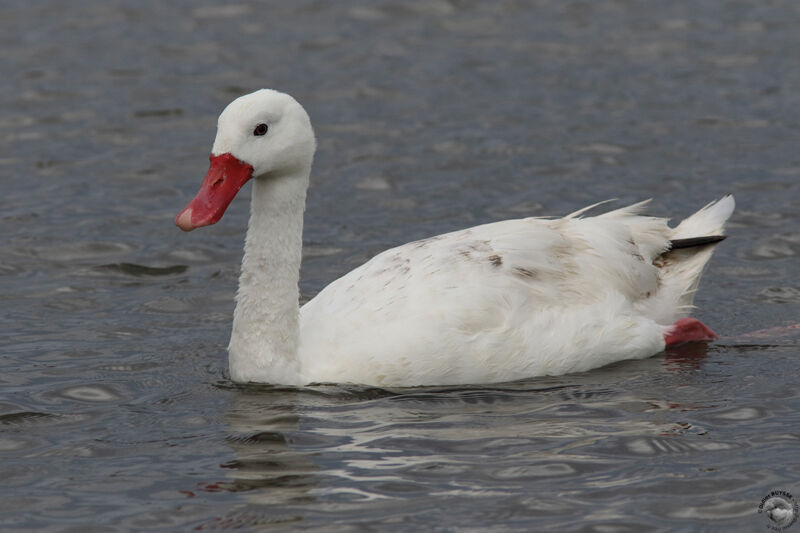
[176,89,735,387]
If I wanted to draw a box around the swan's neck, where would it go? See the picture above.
[228,170,308,384]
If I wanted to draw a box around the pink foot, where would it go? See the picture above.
[664,318,718,346]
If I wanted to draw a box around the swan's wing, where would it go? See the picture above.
[298,207,671,385]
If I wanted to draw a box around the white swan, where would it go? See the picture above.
[176,89,735,387]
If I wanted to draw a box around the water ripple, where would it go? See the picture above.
[94,262,188,277]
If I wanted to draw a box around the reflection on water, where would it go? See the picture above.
[187,342,795,529]
[219,387,320,502]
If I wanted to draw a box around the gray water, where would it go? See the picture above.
[2,1,800,531]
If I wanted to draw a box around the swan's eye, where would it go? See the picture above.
[253,123,268,136]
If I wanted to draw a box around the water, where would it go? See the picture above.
[2,1,799,531]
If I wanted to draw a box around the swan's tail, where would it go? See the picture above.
[656,195,735,322]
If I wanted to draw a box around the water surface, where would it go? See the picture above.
[1,1,799,531]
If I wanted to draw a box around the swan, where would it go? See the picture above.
[175,89,735,387]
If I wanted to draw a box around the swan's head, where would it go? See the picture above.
[175,89,315,231]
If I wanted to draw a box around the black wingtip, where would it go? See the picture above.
[669,235,727,250]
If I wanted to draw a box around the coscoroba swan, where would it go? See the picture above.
[176,89,735,387]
